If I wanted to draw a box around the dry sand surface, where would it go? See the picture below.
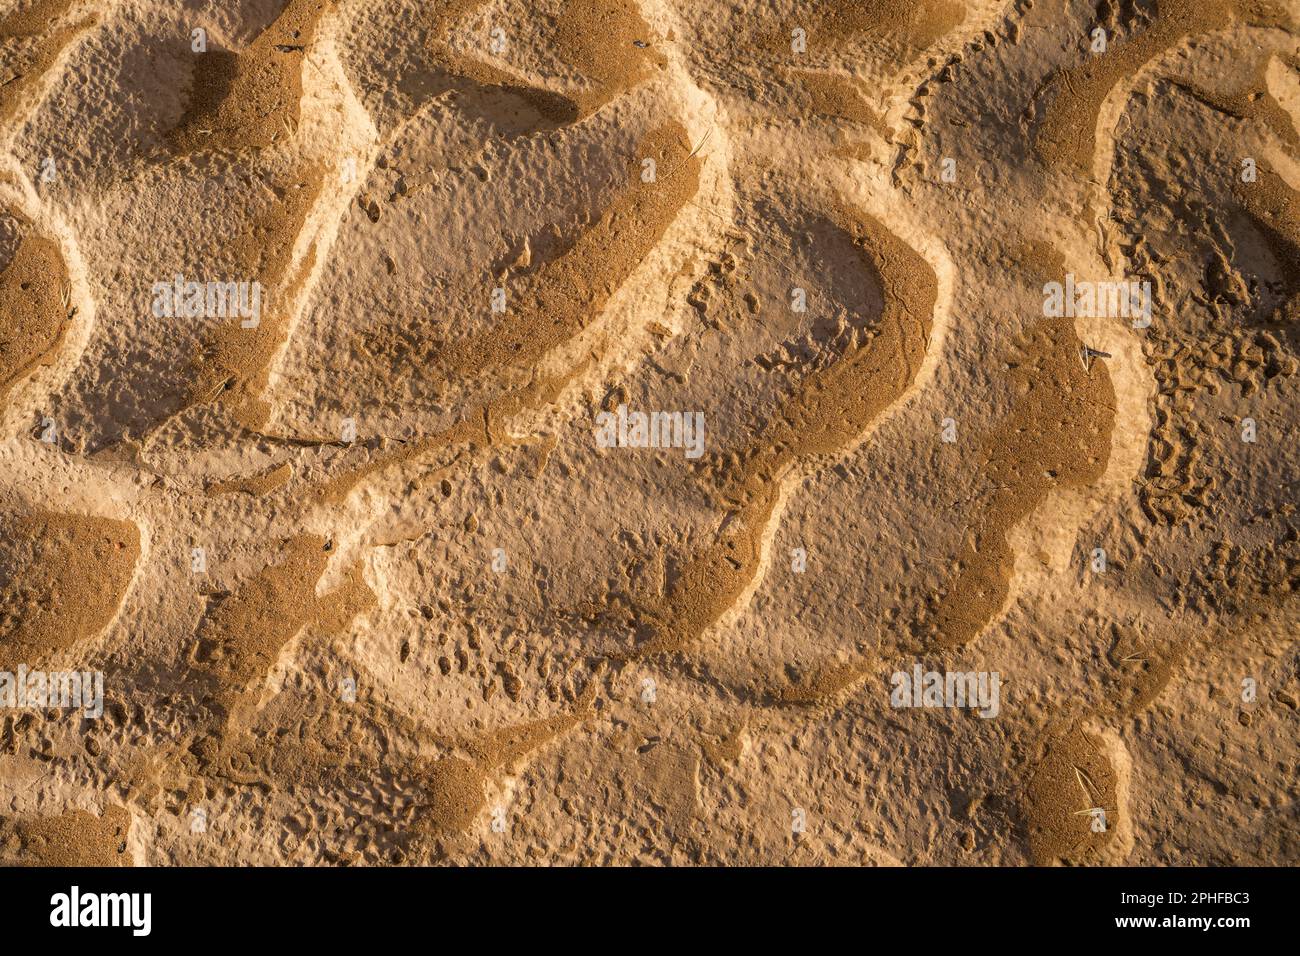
[0,0,1296,866]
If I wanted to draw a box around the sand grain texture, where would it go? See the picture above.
[0,0,1295,866]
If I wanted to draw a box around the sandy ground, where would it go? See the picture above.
[0,0,1296,866]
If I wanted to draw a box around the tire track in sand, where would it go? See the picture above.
[768,241,1115,703]
[169,0,337,155]
[423,0,666,130]
[162,1,378,438]
[0,2,100,433]
[622,201,939,657]
[0,0,97,132]
[1032,0,1293,170]
[0,507,140,671]
[0,803,132,866]
[0,222,71,412]
[196,683,597,851]
[301,121,702,506]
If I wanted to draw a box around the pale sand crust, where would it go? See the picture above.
[0,0,1295,866]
